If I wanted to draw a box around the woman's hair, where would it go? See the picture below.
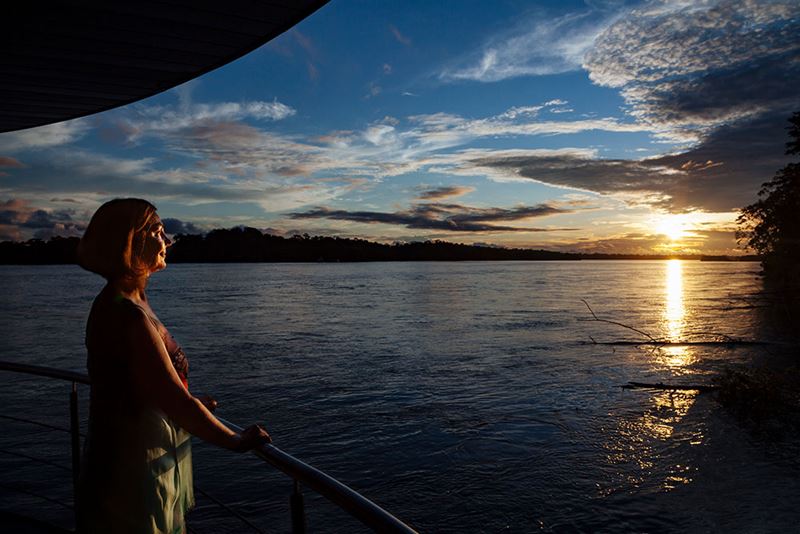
[78,198,158,280]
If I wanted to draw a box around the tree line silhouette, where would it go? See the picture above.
[0,228,756,265]
[737,111,800,282]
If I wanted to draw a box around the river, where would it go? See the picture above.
[1,261,797,532]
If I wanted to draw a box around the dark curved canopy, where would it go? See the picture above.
[0,0,329,133]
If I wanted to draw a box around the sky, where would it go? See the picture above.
[1,0,799,254]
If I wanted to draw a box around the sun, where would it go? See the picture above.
[656,215,687,241]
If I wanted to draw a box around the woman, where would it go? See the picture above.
[76,198,270,534]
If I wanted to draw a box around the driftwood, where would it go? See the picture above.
[621,381,718,393]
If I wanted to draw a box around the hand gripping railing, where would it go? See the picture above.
[0,360,418,534]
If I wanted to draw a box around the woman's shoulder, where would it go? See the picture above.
[87,293,164,361]
[89,293,155,334]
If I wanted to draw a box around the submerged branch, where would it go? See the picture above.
[578,299,773,346]
[580,299,658,343]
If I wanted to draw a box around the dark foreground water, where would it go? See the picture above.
[1,261,798,533]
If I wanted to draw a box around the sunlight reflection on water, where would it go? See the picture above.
[601,261,705,501]
[660,259,696,370]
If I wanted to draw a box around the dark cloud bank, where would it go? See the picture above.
[291,202,572,233]
[469,112,793,212]
[162,218,202,235]
[0,199,85,241]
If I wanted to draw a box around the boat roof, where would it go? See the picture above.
[0,0,329,133]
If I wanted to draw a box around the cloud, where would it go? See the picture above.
[442,110,793,212]
[0,198,86,241]
[536,225,742,255]
[364,82,382,99]
[447,148,681,199]
[421,1,800,214]
[290,202,572,233]
[172,79,198,112]
[118,100,296,141]
[389,25,412,46]
[300,103,647,180]
[584,0,800,131]
[291,29,318,57]
[439,9,618,82]
[0,156,24,168]
[416,186,475,200]
[162,217,202,235]
[137,100,641,193]
[0,120,90,153]
[0,146,352,214]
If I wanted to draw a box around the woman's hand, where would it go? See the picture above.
[197,395,218,413]
[233,424,272,452]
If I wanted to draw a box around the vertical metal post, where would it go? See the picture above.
[69,381,81,521]
[290,479,306,534]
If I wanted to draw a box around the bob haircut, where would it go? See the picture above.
[78,198,158,280]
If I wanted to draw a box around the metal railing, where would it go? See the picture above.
[0,360,418,533]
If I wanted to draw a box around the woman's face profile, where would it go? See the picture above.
[139,216,172,274]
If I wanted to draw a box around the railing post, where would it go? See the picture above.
[69,381,81,521]
[290,479,306,534]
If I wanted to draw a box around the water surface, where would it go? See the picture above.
[1,261,797,532]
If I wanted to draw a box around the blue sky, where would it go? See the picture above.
[1,0,799,253]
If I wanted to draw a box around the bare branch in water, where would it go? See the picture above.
[580,299,659,343]
[579,299,762,346]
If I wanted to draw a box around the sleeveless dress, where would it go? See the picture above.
[78,296,195,534]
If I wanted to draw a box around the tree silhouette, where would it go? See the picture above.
[737,112,800,277]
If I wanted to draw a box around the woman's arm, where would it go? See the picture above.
[123,307,269,451]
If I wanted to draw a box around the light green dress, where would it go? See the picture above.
[78,296,195,534]
[79,409,195,533]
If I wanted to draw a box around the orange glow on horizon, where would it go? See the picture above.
[656,215,689,242]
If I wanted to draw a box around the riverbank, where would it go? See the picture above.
[0,233,761,264]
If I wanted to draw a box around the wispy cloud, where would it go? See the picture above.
[389,24,412,46]
[0,120,90,153]
[0,156,24,176]
[416,186,475,200]
[0,156,24,168]
[308,102,647,179]
[439,9,619,82]
[120,100,647,190]
[0,145,355,215]
[118,100,296,141]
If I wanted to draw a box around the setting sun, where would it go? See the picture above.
[656,215,688,241]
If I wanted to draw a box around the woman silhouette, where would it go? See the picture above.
[76,198,270,533]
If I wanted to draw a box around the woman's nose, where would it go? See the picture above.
[165,234,173,247]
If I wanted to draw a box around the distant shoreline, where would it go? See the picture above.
[0,232,761,265]
[0,258,763,265]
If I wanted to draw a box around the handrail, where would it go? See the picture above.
[0,361,90,385]
[0,360,418,534]
[218,417,416,533]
